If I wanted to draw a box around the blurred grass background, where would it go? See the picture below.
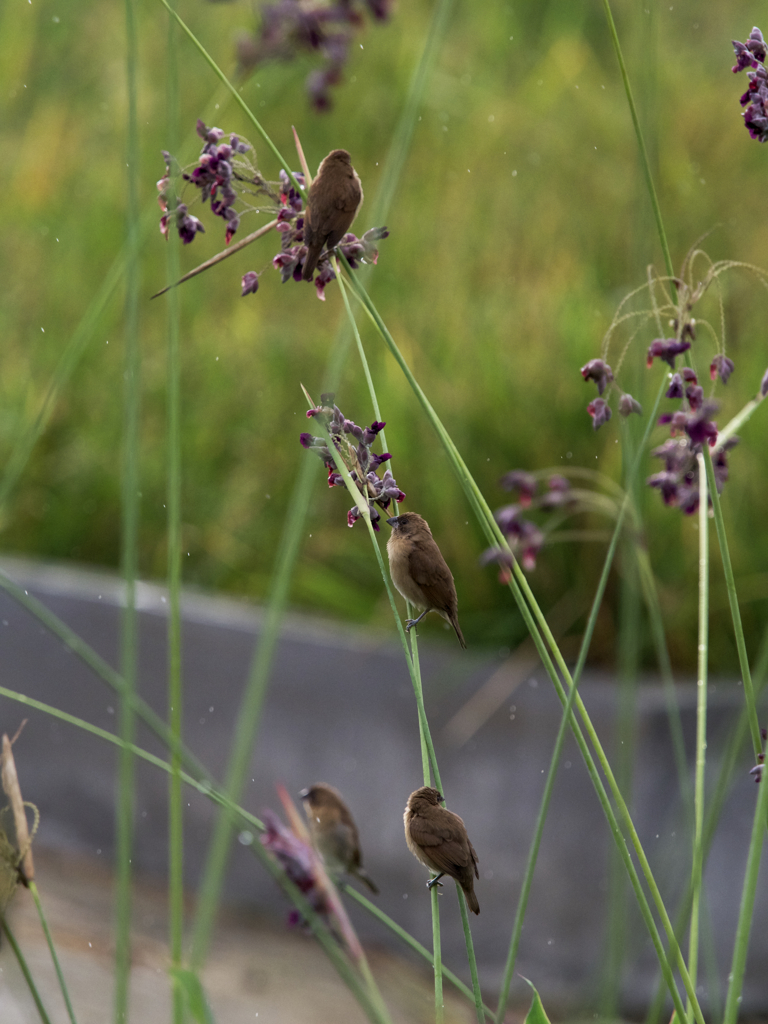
[1,0,767,669]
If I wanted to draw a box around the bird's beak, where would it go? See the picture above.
[298,788,310,800]
[386,516,398,527]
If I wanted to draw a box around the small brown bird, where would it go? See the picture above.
[404,786,480,915]
[299,783,379,894]
[386,512,466,648]
[301,149,364,281]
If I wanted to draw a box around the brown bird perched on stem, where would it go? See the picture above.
[404,786,480,915]
[386,512,466,648]
[299,783,379,894]
[301,149,363,281]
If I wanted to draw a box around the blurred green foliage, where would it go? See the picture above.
[1,0,767,669]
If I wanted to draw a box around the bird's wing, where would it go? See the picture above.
[408,540,454,609]
[409,811,474,872]
[334,174,362,213]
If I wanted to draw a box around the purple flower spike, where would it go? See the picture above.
[581,358,614,395]
[241,271,260,296]
[761,367,768,398]
[587,397,612,430]
[710,355,735,383]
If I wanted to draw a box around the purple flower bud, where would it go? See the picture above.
[666,373,684,399]
[760,367,768,397]
[499,470,537,505]
[176,206,205,245]
[682,367,698,383]
[685,402,719,446]
[647,471,681,506]
[750,763,764,783]
[480,546,515,584]
[313,262,336,300]
[494,504,521,533]
[196,120,225,144]
[686,384,703,410]
[581,359,614,395]
[618,393,642,417]
[587,397,612,430]
[241,271,259,296]
[647,339,691,368]
[710,355,735,383]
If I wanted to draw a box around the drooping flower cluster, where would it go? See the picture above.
[731,27,768,142]
[481,472,576,575]
[580,255,749,515]
[157,125,388,301]
[236,0,393,112]
[580,359,640,431]
[300,394,404,530]
[158,120,274,247]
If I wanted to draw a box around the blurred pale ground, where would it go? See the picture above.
[0,0,767,665]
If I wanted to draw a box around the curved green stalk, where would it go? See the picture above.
[686,456,709,1017]
[343,885,494,1020]
[342,267,703,1023]
[0,914,54,1024]
[187,0,454,972]
[431,884,444,1024]
[29,881,78,1024]
[702,445,762,756]
[718,391,767,446]
[163,12,184,1019]
[115,0,141,1017]
[0,570,208,781]
[722,751,768,1024]
[456,886,483,1024]
[601,0,674,281]
[0,685,391,1023]
[156,0,305,198]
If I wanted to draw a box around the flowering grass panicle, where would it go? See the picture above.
[481,472,578,576]
[732,27,768,141]
[300,394,404,529]
[236,0,393,111]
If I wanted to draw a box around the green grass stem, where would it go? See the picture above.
[342,267,704,1022]
[0,913,54,1024]
[431,883,444,1024]
[164,10,185,1020]
[188,5,451,971]
[601,0,674,282]
[156,0,305,198]
[686,456,709,1017]
[28,881,78,1024]
[0,683,395,1024]
[188,454,322,967]
[722,747,768,1024]
[115,0,142,1016]
[344,885,494,1020]
[703,445,762,756]
[455,881,483,1024]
